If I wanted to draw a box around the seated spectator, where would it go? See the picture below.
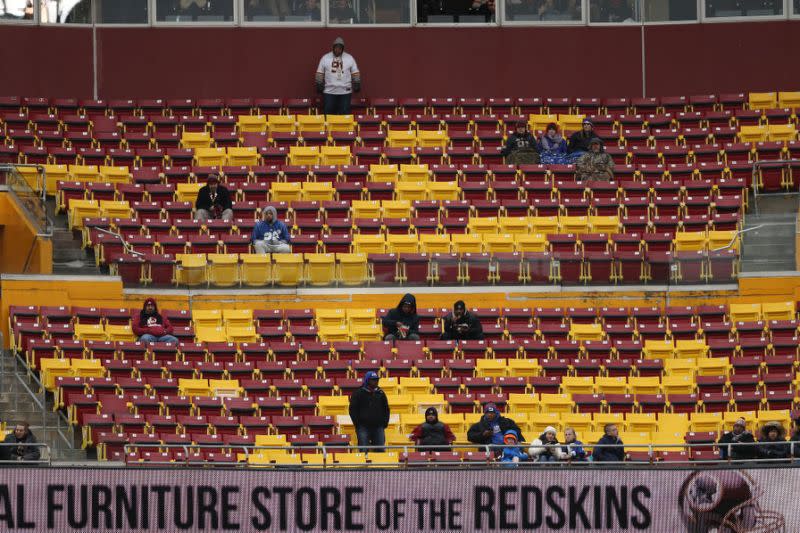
[441,300,484,341]
[467,403,525,456]
[568,118,596,155]
[409,407,456,452]
[597,0,634,22]
[757,421,791,460]
[528,426,564,462]
[592,423,626,462]
[791,417,800,457]
[561,427,587,461]
[329,0,356,22]
[381,294,420,341]
[501,121,540,165]
[718,417,756,460]
[575,138,615,181]
[195,174,233,223]
[132,298,178,344]
[1,422,40,462]
[469,0,495,19]
[500,430,528,465]
[252,206,292,254]
[538,123,570,165]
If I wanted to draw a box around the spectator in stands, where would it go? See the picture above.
[195,174,233,223]
[718,417,757,460]
[469,0,495,19]
[528,426,564,462]
[2,422,40,462]
[596,0,634,22]
[791,417,800,457]
[382,294,420,341]
[247,0,289,18]
[440,300,484,341]
[561,427,587,461]
[467,403,525,456]
[592,423,626,462]
[316,37,361,115]
[757,421,791,460]
[568,118,596,155]
[501,121,540,165]
[575,138,615,181]
[349,371,390,452]
[538,123,569,165]
[409,407,456,452]
[500,430,529,465]
[329,0,357,22]
[252,206,292,254]
[132,298,179,344]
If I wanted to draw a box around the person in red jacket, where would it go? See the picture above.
[132,298,178,344]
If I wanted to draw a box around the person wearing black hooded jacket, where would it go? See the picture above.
[349,371,390,452]
[381,294,420,341]
[441,300,484,341]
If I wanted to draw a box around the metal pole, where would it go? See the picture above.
[640,14,646,97]
[92,0,99,99]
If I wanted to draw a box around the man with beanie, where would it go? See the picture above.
[441,300,484,341]
[409,407,456,452]
[252,205,292,254]
[501,121,540,165]
[195,174,233,223]
[381,293,420,341]
[349,371,390,452]
[467,403,524,456]
[568,118,597,154]
[316,37,361,115]
[718,417,756,460]
[575,137,615,181]
[131,298,178,344]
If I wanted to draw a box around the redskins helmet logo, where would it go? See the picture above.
[678,470,785,533]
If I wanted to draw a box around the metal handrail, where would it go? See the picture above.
[93,226,145,257]
[0,442,52,466]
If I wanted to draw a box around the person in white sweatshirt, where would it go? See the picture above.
[528,426,565,462]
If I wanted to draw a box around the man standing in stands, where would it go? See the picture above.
[592,423,627,461]
[316,37,361,115]
[441,300,484,341]
[252,206,292,254]
[349,371,390,452]
[382,294,420,341]
[718,417,756,460]
[132,298,179,344]
[2,422,40,462]
[195,174,233,223]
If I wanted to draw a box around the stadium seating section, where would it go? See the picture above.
[5,92,798,286]
[9,301,800,465]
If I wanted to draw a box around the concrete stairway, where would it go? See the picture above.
[740,194,798,273]
[49,199,100,276]
[0,350,86,461]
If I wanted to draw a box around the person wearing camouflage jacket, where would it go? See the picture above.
[575,137,615,181]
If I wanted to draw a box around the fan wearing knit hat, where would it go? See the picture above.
[718,417,756,461]
[467,403,525,456]
[408,407,456,452]
[500,430,529,465]
[528,426,565,462]
[315,36,361,115]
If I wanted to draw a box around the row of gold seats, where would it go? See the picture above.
[236,114,357,134]
[21,164,131,195]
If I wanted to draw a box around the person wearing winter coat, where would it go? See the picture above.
[538,123,570,165]
[440,300,484,341]
[409,407,456,452]
[756,421,791,460]
[561,427,587,461]
[195,174,233,223]
[252,205,292,254]
[381,294,420,341]
[500,430,529,465]
[575,137,615,181]
[501,121,540,165]
[790,417,800,458]
[718,417,757,460]
[348,371,390,452]
[467,403,525,456]
[592,423,627,462]
[528,426,564,462]
[1,422,40,462]
[131,298,178,344]
[568,118,597,154]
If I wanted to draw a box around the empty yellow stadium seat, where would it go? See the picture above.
[767,123,797,142]
[514,234,549,253]
[105,324,136,342]
[561,376,595,395]
[179,378,211,397]
[530,216,559,234]
[506,359,539,377]
[673,232,707,252]
[625,413,658,433]
[674,339,707,359]
[297,114,326,132]
[180,131,212,149]
[387,130,416,148]
[589,216,620,234]
[239,254,271,286]
[326,114,356,132]
[267,115,295,134]
[690,412,723,433]
[237,115,268,133]
[528,412,561,433]
[44,164,69,195]
[483,234,515,253]
[272,254,304,286]
[593,413,624,432]
[400,377,433,395]
[175,182,203,203]
[387,394,414,414]
[467,217,498,235]
[395,181,427,201]
[98,166,131,185]
[226,326,259,343]
[386,234,420,254]
[270,182,302,203]
[317,396,350,416]
[761,301,795,321]
[195,326,227,343]
[369,164,399,182]
[417,130,449,148]
[381,200,412,219]
[707,230,739,252]
[663,358,696,378]
[562,413,593,433]
[305,253,336,286]
[70,358,105,378]
[748,92,777,110]
[336,253,371,285]
[737,125,768,143]
[352,234,386,254]
[226,146,260,166]
[419,234,451,253]
[642,339,674,360]
[69,164,100,182]
[39,359,73,391]
[74,323,106,341]
[194,147,226,167]
[558,114,586,133]
[778,91,800,109]
[427,181,460,201]
[301,181,335,201]
[569,323,604,341]
[729,303,762,323]
[451,233,483,253]
[540,393,574,414]
[175,254,207,286]
[475,359,506,378]
[288,146,320,166]
[68,199,101,230]
[349,324,383,341]
[594,376,627,395]
[207,254,239,287]
[628,377,661,396]
[320,145,351,166]
[193,309,222,328]
[499,217,531,235]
